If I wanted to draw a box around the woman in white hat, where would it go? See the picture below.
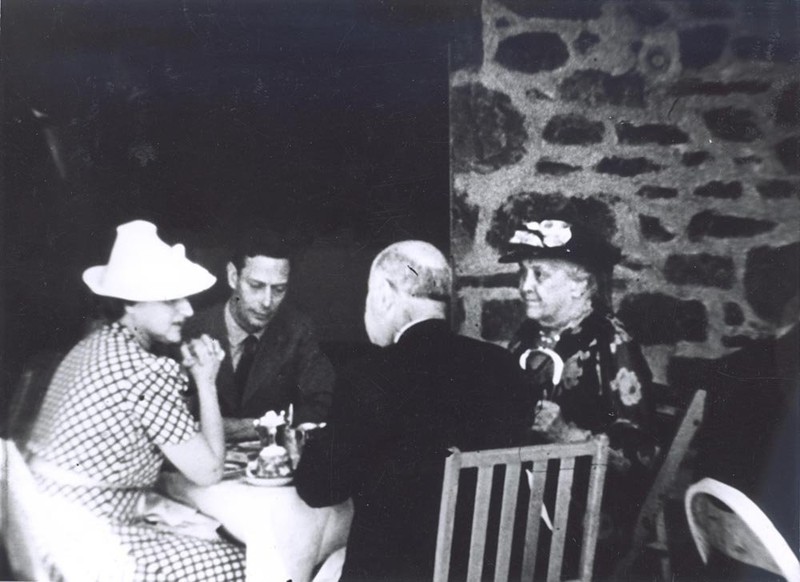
[500,216,657,577]
[27,220,245,580]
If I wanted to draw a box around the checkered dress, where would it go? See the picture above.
[28,322,245,581]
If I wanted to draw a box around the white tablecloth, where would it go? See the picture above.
[158,472,353,582]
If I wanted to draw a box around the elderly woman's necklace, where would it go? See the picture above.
[537,329,561,350]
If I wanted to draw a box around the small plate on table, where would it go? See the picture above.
[243,463,293,487]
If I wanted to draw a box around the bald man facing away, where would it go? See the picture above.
[295,241,538,582]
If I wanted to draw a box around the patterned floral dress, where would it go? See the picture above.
[509,309,657,576]
[27,322,245,581]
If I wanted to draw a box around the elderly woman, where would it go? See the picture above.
[501,218,657,574]
[27,220,245,581]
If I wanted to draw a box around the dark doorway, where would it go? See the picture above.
[1,0,476,408]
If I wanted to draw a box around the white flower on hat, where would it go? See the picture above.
[508,219,573,248]
[508,229,544,247]
[525,220,573,247]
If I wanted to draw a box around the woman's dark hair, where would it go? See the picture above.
[230,227,294,272]
[91,296,134,324]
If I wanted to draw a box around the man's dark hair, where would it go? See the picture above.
[230,227,294,271]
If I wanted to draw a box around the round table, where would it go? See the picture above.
[158,472,353,582]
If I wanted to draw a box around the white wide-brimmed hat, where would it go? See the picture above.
[82,220,216,302]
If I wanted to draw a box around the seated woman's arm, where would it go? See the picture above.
[161,336,225,486]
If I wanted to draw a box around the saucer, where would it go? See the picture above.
[243,465,293,487]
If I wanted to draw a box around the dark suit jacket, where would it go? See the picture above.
[295,319,538,581]
[183,302,334,424]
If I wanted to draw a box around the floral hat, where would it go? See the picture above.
[82,220,216,302]
[498,219,621,270]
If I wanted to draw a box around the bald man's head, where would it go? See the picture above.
[364,241,452,346]
[371,240,451,301]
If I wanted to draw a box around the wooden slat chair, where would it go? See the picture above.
[434,435,609,582]
[685,477,800,582]
[614,388,707,580]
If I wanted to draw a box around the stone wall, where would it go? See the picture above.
[450,0,799,386]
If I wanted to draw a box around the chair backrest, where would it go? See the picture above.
[2,439,136,582]
[5,350,64,444]
[685,477,800,582]
[612,388,707,579]
[434,435,609,582]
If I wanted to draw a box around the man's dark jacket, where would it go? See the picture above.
[183,302,334,424]
[295,319,538,581]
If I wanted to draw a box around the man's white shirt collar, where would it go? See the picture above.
[225,300,266,346]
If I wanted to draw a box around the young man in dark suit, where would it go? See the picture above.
[295,240,537,581]
[183,229,334,440]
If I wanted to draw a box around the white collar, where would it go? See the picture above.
[224,300,266,345]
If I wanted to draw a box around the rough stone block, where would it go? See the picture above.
[723,302,745,326]
[687,210,776,241]
[744,242,800,324]
[681,151,710,167]
[496,0,602,20]
[616,122,689,145]
[776,136,800,174]
[543,114,604,145]
[679,25,729,69]
[457,272,519,289]
[486,191,616,251]
[452,189,479,244]
[669,78,770,96]
[733,155,762,166]
[559,70,645,108]
[643,46,672,74]
[636,185,679,199]
[536,159,582,175]
[775,82,800,128]
[574,30,600,55]
[756,179,799,199]
[618,292,708,345]
[625,3,669,27]
[640,215,675,242]
[454,297,465,331]
[733,35,800,64]
[664,253,735,288]
[595,156,662,176]
[481,299,526,342]
[703,107,762,142]
[688,1,734,18]
[721,335,756,348]
[495,32,569,74]
[451,83,528,174]
[694,180,743,199]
